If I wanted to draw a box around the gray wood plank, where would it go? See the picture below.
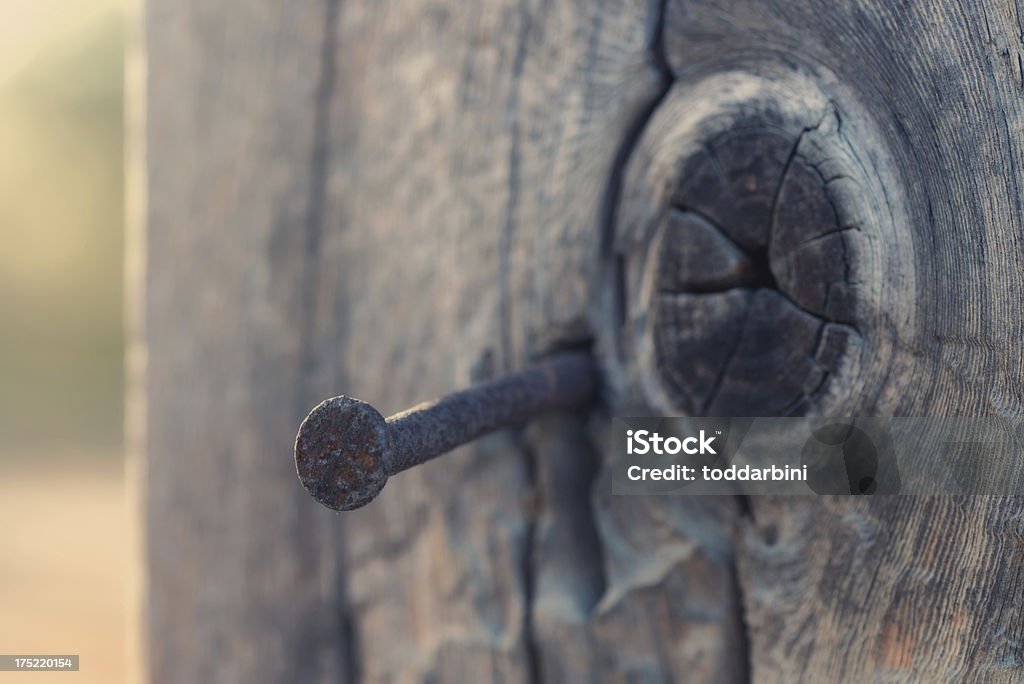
[658,1,1024,680]
[142,0,1024,681]
[144,1,352,681]
[315,0,744,680]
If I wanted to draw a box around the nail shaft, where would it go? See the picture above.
[294,350,598,511]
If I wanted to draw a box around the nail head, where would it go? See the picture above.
[295,396,390,511]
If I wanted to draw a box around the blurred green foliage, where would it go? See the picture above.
[0,6,124,458]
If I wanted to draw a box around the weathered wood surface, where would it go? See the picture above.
[141,0,1024,682]
[649,2,1024,680]
[143,3,352,681]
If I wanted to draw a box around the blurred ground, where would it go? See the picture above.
[0,0,127,681]
[0,456,128,683]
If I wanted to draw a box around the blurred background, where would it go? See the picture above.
[0,0,128,681]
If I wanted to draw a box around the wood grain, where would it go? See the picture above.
[318,1,747,679]
[146,0,746,680]
[144,2,352,681]
[142,0,1024,681]
[658,0,1024,680]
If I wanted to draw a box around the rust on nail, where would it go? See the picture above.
[294,350,599,511]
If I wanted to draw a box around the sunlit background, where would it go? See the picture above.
[0,0,127,681]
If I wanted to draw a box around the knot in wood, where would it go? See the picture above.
[611,72,905,416]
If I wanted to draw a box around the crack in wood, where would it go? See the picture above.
[301,0,360,680]
[612,75,882,418]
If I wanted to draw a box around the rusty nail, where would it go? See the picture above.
[294,350,599,511]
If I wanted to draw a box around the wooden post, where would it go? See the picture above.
[138,0,1024,681]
